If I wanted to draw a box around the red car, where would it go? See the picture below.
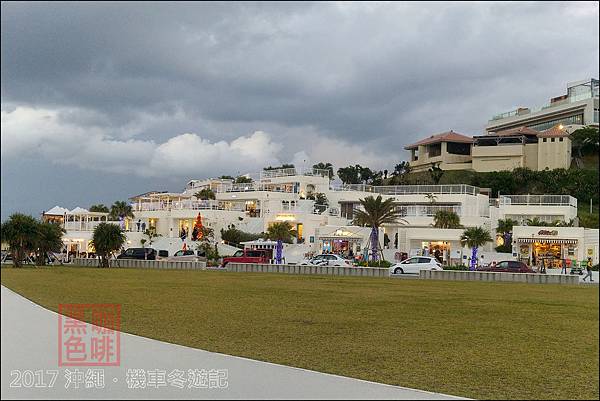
[477,260,535,273]
[221,249,272,267]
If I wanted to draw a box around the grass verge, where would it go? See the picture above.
[1,267,598,399]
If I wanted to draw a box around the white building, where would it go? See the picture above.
[52,167,597,266]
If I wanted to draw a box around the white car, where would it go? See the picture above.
[166,249,206,262]
[300,254,352,267]
[390,256,443,275]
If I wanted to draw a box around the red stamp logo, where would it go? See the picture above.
[58,304,121,366]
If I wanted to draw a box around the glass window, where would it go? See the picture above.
[559,138,564,142]
[543,138,547,142]
[497,261,509,269]
[418,257,432,263]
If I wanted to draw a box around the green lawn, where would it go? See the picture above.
[1,267,598,399]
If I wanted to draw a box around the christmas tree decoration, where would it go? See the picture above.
[191,213,203,241]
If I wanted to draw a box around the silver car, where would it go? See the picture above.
[300,254,352,267]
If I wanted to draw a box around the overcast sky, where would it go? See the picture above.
[1,1,598,220]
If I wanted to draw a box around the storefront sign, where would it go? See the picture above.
[537,229,558,236]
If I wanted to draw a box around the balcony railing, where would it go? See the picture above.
[498,195,577,207]
[133,200,246,212]
[260,167,330,179]
[330,184,480,196]
[63,220,120,232]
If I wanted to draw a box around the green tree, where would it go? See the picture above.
[428,163,444,184]
[109,201,134,220]
[235,176,253,184]
[263,164,294,171]
[433,210,462,229]
[219,175,235,180]
[390,161,411,184]
[0,213,39,267]
[571,127,599,166]
[352,195,408,261]
[266,221,295,244]
[89,204,109,213]
[91,223,126,268]
[34,222,65,265]
[425,193,437,205]
[220,226,262,247]
[460,226,493,270]
[337,165,362,184]
[313,162,335,180]
[194,188,216,200]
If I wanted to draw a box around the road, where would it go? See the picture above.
[1,286,465,400]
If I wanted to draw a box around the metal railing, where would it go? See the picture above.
[260,167,330,179]
[353,204,462,217]
[498,195,577,207]
[330,184,480,196]
[133,200,246,212]
[63,220,120,232]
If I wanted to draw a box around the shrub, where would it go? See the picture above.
[443,264,469,271]
[357,260,393,268]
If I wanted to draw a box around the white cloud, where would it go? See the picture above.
[1,105,390,179]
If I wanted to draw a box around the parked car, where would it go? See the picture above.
[117,247,157,260]
[477,260,535,273]
[167,249,207,262]
[221,249,273,267]
[299,254,352,267]
[390,256,442,275]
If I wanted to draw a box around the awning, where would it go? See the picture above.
[318,236,363,242]
[517,238,578,244]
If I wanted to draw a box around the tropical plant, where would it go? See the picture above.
[352,195,408,261]
[194,188,216,200]
[496,218,519,235]
[495,218,518,253]
[428,163,444,184]
[235,176,253,184]
[313,162,335,180]
[89,204,110,213]
[109,201,134,220]
[460,226,493,271]
[432,210,462,229]
[526,217,548,227]
[314,193,329,206]
[219,175,235,180]
[337,165,362,184]
[0,213,40,267]
[266,221,295,244]
[220,226,262,246]
[34,222,65,265]
[390,161,411,184]
[91,223,126,268]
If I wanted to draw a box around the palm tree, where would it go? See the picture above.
[1,213,39,267]
[266,221,295,264]
[91,223,126,268]
[496,218,519,235]
[428,163,444,184]
[89,204,110,213]
[34,222,65,265]
[495,218,518,253]
[526,217,547,227]
[352,195,408,261]
[313,162,335,180]
[460,226,493,271]
[194,188,216,200]
[109,201,134,221]
[266,222,295,244]
[433,210,462,229]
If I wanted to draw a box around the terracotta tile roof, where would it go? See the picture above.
[489,126,540,137]
[537,125,570,138]
[404,130,474,150]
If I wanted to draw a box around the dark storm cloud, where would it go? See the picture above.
[1,1,598,219]
[3,1,597,143]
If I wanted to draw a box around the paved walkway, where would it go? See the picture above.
[1,286,465,400]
